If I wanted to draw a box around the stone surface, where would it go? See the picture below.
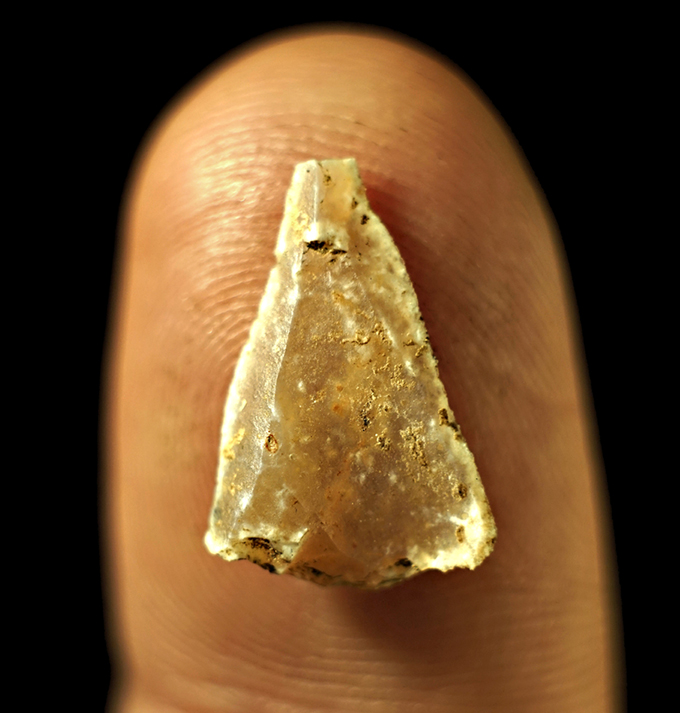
[205,159,496,587]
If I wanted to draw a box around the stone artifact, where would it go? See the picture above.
[205,159,496,587]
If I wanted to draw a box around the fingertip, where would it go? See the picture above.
[111,27,616,713]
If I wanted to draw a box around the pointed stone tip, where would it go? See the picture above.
[289,158,360,195]
[277,158,369,256]
[207,158,496,588]
[294,157,359,172]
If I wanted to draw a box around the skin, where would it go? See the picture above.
[105,28,622,713]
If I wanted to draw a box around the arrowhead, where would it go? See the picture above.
[205,159,496,587]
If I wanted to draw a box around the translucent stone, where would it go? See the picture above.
[205,159,496,587]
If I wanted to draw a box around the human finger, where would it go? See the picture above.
[106,28,618,712]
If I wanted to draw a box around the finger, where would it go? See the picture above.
[106,28,619,712]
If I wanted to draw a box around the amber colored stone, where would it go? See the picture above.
[204,159,496,587]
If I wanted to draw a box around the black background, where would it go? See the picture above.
[65,14,636,710]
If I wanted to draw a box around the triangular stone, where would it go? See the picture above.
[205,159,496,587]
